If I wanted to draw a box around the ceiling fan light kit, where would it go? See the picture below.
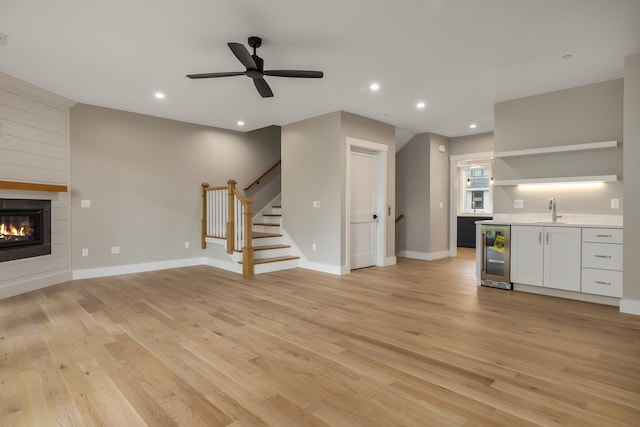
[186,36,324,98]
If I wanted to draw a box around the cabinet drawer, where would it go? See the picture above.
[582,268,623,297]
[582,228,623,244]
[582,243,623,270]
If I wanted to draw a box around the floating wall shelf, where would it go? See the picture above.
[493,175,619,186]
[494,140,618,158]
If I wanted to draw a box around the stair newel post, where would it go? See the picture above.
[201,183,209,249]
[243,198,254,277]
[226,180,236,254]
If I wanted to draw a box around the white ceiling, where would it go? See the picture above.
[2,0,639,138]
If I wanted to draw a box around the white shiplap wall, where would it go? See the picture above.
[0,73,74,299]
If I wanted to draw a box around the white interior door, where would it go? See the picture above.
[350,149,377,269]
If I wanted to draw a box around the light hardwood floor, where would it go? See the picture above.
[1,252,639,426]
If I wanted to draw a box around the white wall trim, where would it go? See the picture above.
[620,299,640,315]
[0,271,72,300]
[385,256,397,266]
[514,283,620,307]
[345,138,388,272]
[72,257,206,280]
[449,151,495,259]
[298,259,345,275]
[344,137,389,152]
[203,257,243,274]
[397,250,449,261]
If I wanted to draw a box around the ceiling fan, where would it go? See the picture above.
[186,36,324,98]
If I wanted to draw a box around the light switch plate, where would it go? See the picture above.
[82,248,88,257]
[111,246,120,255]
[313,201,320,208]
[81,199,91,208]
[514,199,524,209]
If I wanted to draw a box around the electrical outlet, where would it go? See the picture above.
[111,246,120,255]
[184,241,190,249]
[313,201,320,208]
[82,248,88,257]
[514,200,524,209]
[611,198,620,209]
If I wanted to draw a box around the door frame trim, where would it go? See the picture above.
[345,137,388,272]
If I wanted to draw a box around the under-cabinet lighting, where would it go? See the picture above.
[518,181,605,190]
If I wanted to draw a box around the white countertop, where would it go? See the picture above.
[475,213,623,228]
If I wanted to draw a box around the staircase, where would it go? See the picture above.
[237,200,299,274]
[201,180,299,276]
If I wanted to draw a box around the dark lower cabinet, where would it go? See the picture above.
[457,216,492,248]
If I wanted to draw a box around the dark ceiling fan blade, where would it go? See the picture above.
[253,78,273,98]
[228,42,257,69]
[264,70,324,78]
[186,71,246,79]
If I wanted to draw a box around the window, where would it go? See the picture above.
[458,159,493,214]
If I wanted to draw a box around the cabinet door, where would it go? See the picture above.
[511,226,543,286]
[544,227,581,291]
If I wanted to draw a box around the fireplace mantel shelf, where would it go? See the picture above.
[0,181,68,193]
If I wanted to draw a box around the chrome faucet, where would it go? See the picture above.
[549,198,561,222]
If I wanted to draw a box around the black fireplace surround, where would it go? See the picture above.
[0,198,51,262]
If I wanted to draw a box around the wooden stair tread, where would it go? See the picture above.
[252,232,282,238]
[253,222,280,227]
[263,214,281,217]
[272,205,282,208]
[253,244,291,251]
[240,255,300,265]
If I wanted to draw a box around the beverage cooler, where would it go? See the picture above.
[480,224,511,289]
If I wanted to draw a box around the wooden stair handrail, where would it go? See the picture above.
[395,214,405,223]
[243,160,281,191]
[201,180,254,276]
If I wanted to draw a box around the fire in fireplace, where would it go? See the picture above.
[0,199,51,262]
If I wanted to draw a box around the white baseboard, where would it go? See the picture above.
[620,299,640,315]
[202,257,242,274]
[513,283,620,306]
[298,259,345,275]
[397,250,450,261]
[0,270,72,300]
[72,258,205,280]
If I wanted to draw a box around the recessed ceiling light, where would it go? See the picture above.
[469,124,477,129]
[369,82,380,91]
[237,121,245,126]
[154,92,165,99]
[416,102,426,109]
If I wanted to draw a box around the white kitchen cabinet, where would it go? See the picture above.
[581,228,623,298]
[511,225,581,291]
[511,226,544,286]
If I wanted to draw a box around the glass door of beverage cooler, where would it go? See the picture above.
[481,224,511,287]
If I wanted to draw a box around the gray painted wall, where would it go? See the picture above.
[395,133,450,256]
[428,134,450,254]
[340,112,396,263]
[493,79,624,217]
[623,53,640,303]
[70,104,281,270]
[281,112,342,266]
[449,132,494,156]
[281,111,395,270]
[396,134,429,254]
